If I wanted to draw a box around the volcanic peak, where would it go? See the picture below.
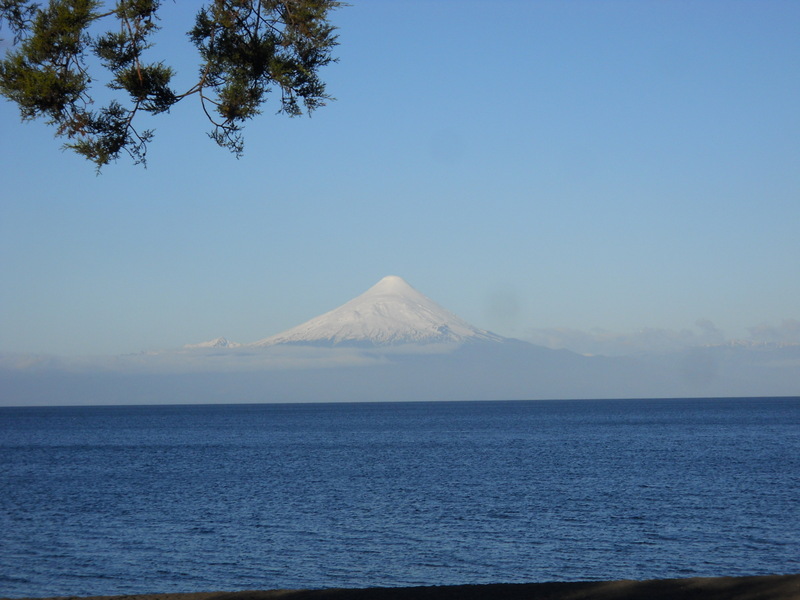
[251,275,504,347]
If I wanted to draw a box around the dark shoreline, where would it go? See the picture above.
[5,575,800,600]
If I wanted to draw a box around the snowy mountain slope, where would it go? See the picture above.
[183,337,241,349]
[251,275,506,347]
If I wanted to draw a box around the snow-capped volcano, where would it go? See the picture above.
[251,275,505,347]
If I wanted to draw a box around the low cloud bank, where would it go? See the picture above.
[2,337,798,406]
[0,342,465,376]
[0,346,384,375]
[748,319,800,345]
[524,318,799,356]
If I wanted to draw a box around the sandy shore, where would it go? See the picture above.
[6,575,800,600]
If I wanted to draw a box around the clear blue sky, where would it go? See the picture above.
[1,1,799,356]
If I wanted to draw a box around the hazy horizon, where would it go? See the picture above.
[2,2,799,362]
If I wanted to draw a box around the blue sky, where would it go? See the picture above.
[1,1,799,357]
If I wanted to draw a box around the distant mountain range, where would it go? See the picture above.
[1,276,798,405]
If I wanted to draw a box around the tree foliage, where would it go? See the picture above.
[0,0,341,168]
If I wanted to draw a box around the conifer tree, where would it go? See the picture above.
[0,0,341,169]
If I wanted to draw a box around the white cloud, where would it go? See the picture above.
[747,319,800,345]
[0,342,468,376]
[525,318,800,356]
[523,319,726,356]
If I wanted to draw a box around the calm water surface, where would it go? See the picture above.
[1,398,799,597]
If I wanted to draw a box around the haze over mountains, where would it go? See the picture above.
[1,276,798,405]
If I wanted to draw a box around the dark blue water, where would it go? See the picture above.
[1,398,799,598]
